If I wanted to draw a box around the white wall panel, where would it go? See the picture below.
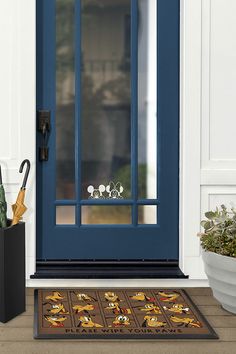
[0,2,19,166]
[209,0,236,163]
[202,0,236,169]
[201,186,236,213]
[200,1,236,248]
[0,0,36,279]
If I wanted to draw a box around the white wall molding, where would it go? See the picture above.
[201,169,236,185]
[179,0,204,277]
[201,186,236,212]
[17,0,36,269]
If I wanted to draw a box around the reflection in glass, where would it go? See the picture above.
[138,205,157,224]
[138,0,157,199]
[81,0,131,199]
[81,206,131,225]
[56,0,75,200]
[56,206,75,225]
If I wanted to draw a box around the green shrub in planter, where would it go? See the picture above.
[198,205,236,314]
[199,204,236,258]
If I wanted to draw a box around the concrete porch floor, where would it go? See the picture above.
[0,287,235,354]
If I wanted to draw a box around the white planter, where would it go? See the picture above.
[201,249,236,314]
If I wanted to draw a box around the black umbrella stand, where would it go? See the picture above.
[0,220,25,323]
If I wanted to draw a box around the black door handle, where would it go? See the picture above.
[37,110,51,161]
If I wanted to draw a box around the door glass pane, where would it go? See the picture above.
[81,206,131,224]
[56,206,76,225]
[138,205,157,224]
[81,0,131,199]
[56,0,75,200]
[138,0,157,199]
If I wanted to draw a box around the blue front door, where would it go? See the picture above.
[36,0,179,261]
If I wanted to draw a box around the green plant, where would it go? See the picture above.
[114,164,147,199]
[198,205,236,258]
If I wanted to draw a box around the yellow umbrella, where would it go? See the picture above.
[11,160,30,226]
[11,189,27,226]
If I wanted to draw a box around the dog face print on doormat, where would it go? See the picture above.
[34,288,218,339]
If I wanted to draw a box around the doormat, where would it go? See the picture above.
[34,288,218,339]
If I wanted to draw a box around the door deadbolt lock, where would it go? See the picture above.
[37,110,51,161]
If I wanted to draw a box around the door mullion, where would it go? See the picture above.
[75,0,82,225]
[131,0,138,226]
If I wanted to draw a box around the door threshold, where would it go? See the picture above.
[30,261,188,279]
